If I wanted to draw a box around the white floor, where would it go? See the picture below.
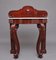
[0,42,56,60]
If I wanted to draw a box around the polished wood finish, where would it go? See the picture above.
[9,6,47,17]
[8,6,48,59]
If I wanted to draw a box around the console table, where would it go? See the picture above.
[8,6,48,59]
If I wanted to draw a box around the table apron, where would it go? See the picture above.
[9,19,47,24]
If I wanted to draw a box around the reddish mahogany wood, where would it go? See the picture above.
[9,19,47,24]
[8,6,48,18]
[8,6,48,59]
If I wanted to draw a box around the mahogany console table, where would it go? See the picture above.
[8,6,48,59]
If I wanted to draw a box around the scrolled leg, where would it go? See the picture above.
[41,23,47,54]
[36,24,43,58]
[10,24,15,54]
[10,23,20,59]
[36,23,47,58]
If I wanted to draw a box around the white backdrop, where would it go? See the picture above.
[0,0,56,60]
[0,0,56,44]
